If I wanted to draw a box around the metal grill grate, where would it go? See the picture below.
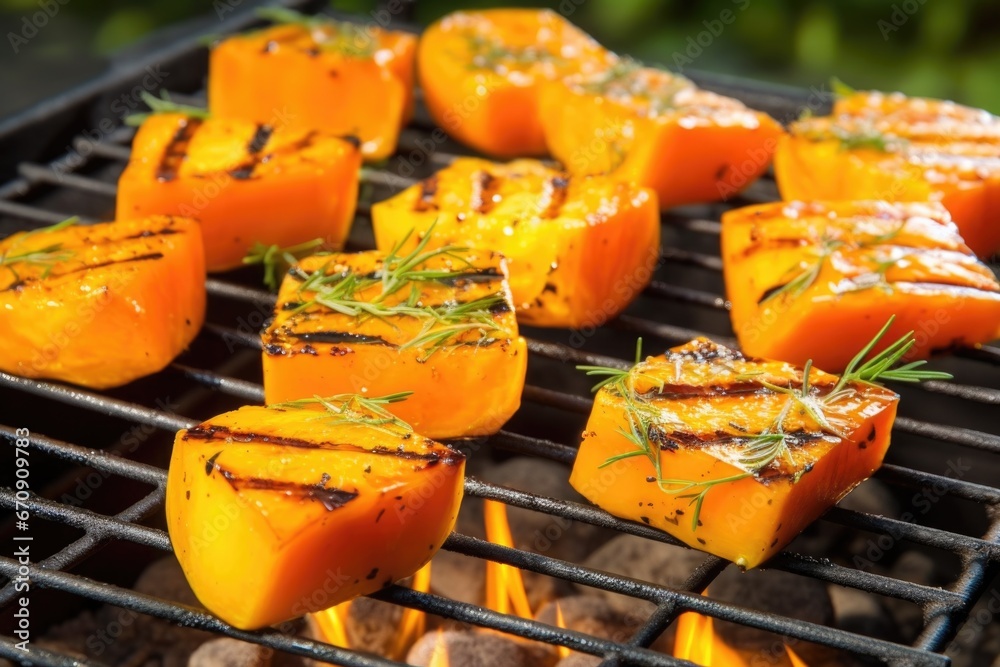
[1,3,999,666]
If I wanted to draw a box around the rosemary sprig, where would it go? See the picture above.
[0,216,79,282]
[464,33,563,71]
[291,224,506,360]
[830,76,857,99]
[581,322,951,532]
[255,6,376,57]
[272,391,414,437]
[125,91,211,127]
[763,222,907,304]
[243,238,326,291]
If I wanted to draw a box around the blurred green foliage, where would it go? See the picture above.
[2,0,999,114]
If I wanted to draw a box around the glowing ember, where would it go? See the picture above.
[554,602,572,659]
[427,629,450,667]
[484,499,533,619]
[673,611,747,665]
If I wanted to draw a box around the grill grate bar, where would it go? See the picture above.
[440,533,950,667]
[18,163,118,198]
[0,558,409,667]
[0,636,106,667]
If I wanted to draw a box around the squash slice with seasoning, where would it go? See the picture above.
[261,243,526,439]
[167,394,464,630]
[209,8,416,160]
[418,8,615,157]
[0,216,205,389]
[570,330,948,569]
[371,157,660,328]
[775,89,1000,257]
[540,62,784,209]
[117,113,361,272]
[722,200,1000,370]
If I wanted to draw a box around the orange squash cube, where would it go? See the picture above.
[371,157,660,328]
[209,13,416,159]
[418,9,615,157]
[775,90,1000,257]
[0,216,205,389]
[722,200,1000,370]
[570,338,899,568]
[262,246,526,439]
[167,396,464,629]
[117,113,361,272]
[541,63,784,208]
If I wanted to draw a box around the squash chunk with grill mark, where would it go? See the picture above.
[570,338,899,569]
[117,113,361,272]
[722,200,1000,371]
[209,13,416,160]
[775,89,1000,257]
[0,216,204,389]
[371,157,660,328]
[540,63,784,209]
[261,247,526,439]
[167,397,464,630]
[418,9,616,157]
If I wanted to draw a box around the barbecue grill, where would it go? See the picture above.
[1,2,999,666]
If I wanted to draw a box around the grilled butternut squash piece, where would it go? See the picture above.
[541,62,784,208]
[775,90,1000,257]
[167,395,464,629]
[722,200,1000,370]
[371,158,660,328]
[418,9,615,157]
[571,337,911,568]
[209,10,416,159]
[117,114,361,272]
[0,216,204,389]
[262,244,526,439]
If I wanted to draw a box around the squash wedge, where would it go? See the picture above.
[541,62,784,208]
[775,90,1000,257]
[571,337,904,569]
[209,11,416,160]
[371,157,660,328]
[117,113,361,272]
[167,395,464,630]
[262,245,526,439]
[0,216,204,389]
[418,9,615,157]
[722,200,1000,370]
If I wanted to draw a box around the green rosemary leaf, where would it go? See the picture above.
[243,238,326,291]
[830,77,857,99]
[273,391,414,436]
[125,91,210,126]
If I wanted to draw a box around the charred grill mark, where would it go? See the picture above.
[638,378,838,400]
[2,253,165,291]
[229,124,274,180]
[647,426,831,451]
[413,175,439,212]
[737,237,809,258]
[542,175,570,219]
[211,463,359,511]
[473,171,502,213]
[277,331,395,347]
[156,118,202,182]
[758,283,789,304]
[122,227,181,240]
[185,424,465,464]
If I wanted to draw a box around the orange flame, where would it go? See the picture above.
[391,560,433,658]
[312,561,432,659]
[484,499,533,619]
[554,602,572,660]
[785,645,809,667]
[673,612,747,666]
[427,629,450,667]
[312,603,350,649]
